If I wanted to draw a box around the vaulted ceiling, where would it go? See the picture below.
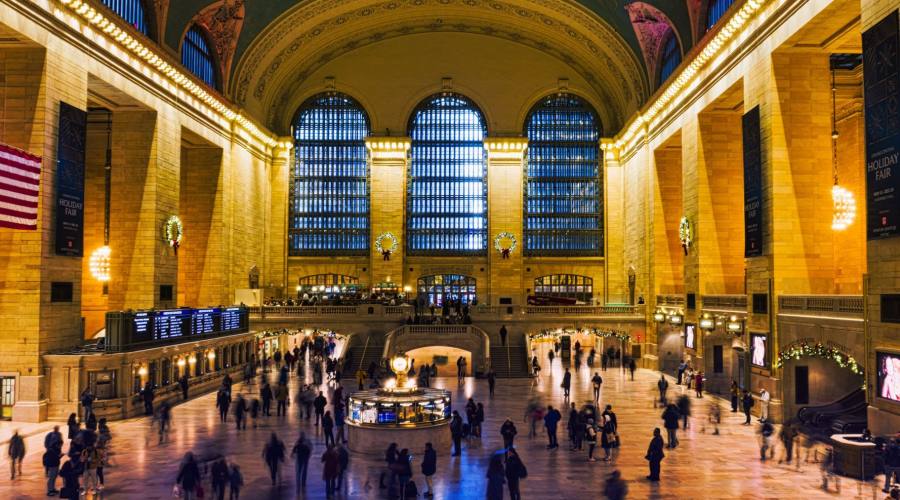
[156,0,703,134]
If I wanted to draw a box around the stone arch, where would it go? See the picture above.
[230,0,648,133]
[385,325,491,375]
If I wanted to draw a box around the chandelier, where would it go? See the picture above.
[829,66,856,231]
[89,245,111,282]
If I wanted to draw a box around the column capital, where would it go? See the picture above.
[600,138,620,163]
[484,137,528,160]
[365,137,411,160]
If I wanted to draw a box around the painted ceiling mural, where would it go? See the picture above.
[625,1,679,81]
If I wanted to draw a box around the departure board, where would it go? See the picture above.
[133,312,152,338]
[221,307,242,332]
[192,308,221,335]
[154,309,189,339]
[110,306,249,351]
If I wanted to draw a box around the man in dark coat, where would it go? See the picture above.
[291,433,312,492]
[141,382,155,416]
[499,325,508,346]
[742,390,755,425]
[179,374,189,401]
[261,383,273,417]
[216,389,230,423]
[645,428,665,481]
[504,447,527,500]
[321,445,340,498]
[561,369,572,399]
[314,391,328,426]
[500,419,518,449]
[544,405,562,449]
[661,404,680,449]
[422,442,437,498]
[450,411,464,456]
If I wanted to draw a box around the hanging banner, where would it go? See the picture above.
[55,102,86,256]
[742,106,763,257]
[864,11,900,240]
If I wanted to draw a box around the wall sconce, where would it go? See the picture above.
[668,312,683,325]
[177,358,186,368]
[207,351,216,360]
[403,285,412,293]
[699,314,715,331]
[653,310,666,323]
[188,355,197,365]
[726,315,743,334]
[137,366,148,377]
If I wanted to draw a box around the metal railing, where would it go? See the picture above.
[656,294,685,306]
[701,295,748,311]
[249,303,644,320]
[778,295,864,318]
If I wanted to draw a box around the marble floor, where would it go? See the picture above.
[0,344,885,499]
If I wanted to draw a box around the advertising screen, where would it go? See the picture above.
[750,333,768,368]
[877,351,900,402]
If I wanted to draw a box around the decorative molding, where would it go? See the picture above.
[231,0,648,129]
[625,2,677,85]
[194,0,246,87]
[365,137,411,160]
[484,137,528,160]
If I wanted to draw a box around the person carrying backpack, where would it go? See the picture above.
[504,447,527,500]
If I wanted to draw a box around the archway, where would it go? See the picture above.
[386,325,490,376]
[405,346,472,377]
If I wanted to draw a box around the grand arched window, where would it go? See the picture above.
[524,94,602,256]
[407,93,487,255]
[417,274,477,306]
[290,93,370,255]
[706,0,735,31]
[182,25,218,89]
[659,32,682,85]
[101,0,150,36]
[534,274,594,303]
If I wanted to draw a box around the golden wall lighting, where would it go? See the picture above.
[177,358,186,368]
[137,366,148,377]
[89,245,111,282]
[668,312,683,326]
[726,315,743,333]
[699,314,715,331]
[653,310,666,323]
[207,351,216,360]
[188,355,197,365]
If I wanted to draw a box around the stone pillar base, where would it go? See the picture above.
[12,399,48,423]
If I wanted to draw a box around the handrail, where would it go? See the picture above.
[358,335,370,371]
[249,304,645,320]
[701,295,748,311]
[778,295,864,317]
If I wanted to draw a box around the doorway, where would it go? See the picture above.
[795,365,809,405]
[0,377,15,419]
[417,274,477,306]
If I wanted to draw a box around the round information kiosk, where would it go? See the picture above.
[346,356,452,454]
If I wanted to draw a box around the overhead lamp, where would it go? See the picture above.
[699,314,715,331]
[89,245,111,282]
[829,65,856,231]
[668,312,683,325]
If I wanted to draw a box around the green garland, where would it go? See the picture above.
[529,327,631,343]
[774,341,863,375]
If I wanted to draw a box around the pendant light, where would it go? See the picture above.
[830,66,856,231]
[89,111,112,283]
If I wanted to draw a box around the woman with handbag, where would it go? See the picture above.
[585,418,599,462]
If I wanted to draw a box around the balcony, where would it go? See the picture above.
[248,304,645,322]
[701,295,748,312]
[777,295,864,319]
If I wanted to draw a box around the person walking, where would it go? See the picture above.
[336,443,350,492]
[211,457,229,500]
[658,375,669,407]
[8,430,25,480]
[44,428,63,496]
[179,374,189,401]
[456,356,467,384]
[302,385,315,420]
[695,371,704,398]
[486,453,506,500]
[176,452,201,500]
[561,369,572,400]
[261,383,273,417]
[544,405,561,449]
[335,404,347,444]
[66,413,79,441]
[450,411,464,456]
[422,442,437,498]
[585,418,598,462]
[291,433,312,492]
[662,404,680,449]
[396,448,413,500]
[321,444,340,499]
[58,458,80,500]
[314,391,327,426]
[778,420,797,464]
[322,410,336,447]
[676,394,691,430]
[141,381,155,416]
[234,394,247,430]
[759,387,771,421]
[759,419,775,461]
[501,418,517,449]
[742,390,754,425]
[228,464,243,500]
[487,368,497,397]
[216,388,230,423]
[567,403,581,450]
[645,428,665,481]
[275,383,289,417]
[379,443,399,490]
[499,325,508,346]
[628,358,636,381]
[262,433,286,485]
[592,372,603,402]
[505,447,527,500]
[548,349,555,367]
[730,380,740,412]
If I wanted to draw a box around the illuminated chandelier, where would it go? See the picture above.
[91,111,114,282]
[829,66,856,231]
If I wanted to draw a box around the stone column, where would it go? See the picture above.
[366,138,410,289]
[484,138,527,305]
[602,140,626,305]
[267,142,292,295]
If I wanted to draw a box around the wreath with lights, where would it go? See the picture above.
[164,215,183,254]
[529,327,631,343]
[774,341,863,375]
[375,232,398,260]
[679,216,692,255]
[493,232,517,259]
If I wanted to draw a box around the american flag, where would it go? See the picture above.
[0,143,41,230]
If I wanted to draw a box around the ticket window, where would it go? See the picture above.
[0,377,15,420]
[89,371,117,400]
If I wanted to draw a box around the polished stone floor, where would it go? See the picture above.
[0,344,884,499]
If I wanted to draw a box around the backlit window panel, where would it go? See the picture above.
[524,94,603,256]
[659,33,682,85]
[407,94,487,256]
[290,93,370,255]
[706,0,735,31]
[182,25,217,89]
[101,0,149,36]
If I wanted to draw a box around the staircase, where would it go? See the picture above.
[490,343,530,378]
[351,334,385,373]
